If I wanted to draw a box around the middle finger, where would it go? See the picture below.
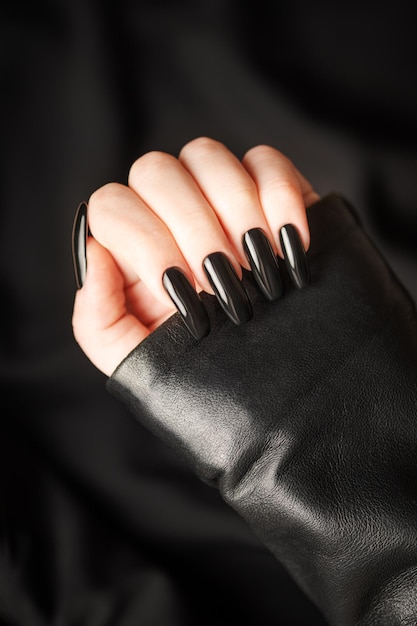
[128,149,242,293]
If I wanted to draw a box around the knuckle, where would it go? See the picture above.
[88,182,126,219]
[128,150,177,184]
[242,144,285,163]
[220,184,258,211]
[267,177,300,199]
[179,136,224,160]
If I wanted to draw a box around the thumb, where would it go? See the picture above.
[72,237,149,376]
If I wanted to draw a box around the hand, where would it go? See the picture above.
[72,137,320,376]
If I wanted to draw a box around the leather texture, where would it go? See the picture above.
[107,193,417,626]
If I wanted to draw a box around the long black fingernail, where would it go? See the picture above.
[203,252,252,325]
[243,228,283,301]
[163,268,210,340]
[72,201,88,289]
[279,224,310,288]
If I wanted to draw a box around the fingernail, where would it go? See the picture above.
[243,228,283,301]
[163,268,210,340]
[203,252,252,325]
[72,201,88,289]
[279,224,310,288]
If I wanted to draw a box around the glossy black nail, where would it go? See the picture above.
[72,201,88,289]
[163,268,210,340]
[243,228,283,301]
[203,252,252,325]
[279,224,310,288]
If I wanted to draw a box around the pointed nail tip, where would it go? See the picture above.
[220,301,252,326]
[260,274,284,301]
[189,320,211,340]
[177,311,211,341]
[234,299,253,325]
[264,289,283,302]
[293,269,311,289]
[186,306,211,340]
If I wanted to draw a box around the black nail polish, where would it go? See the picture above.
[203,252,252,325]
[279,224,310,289]
[72,201,88,289]
[163,268,210,340]
[243,228,283,301]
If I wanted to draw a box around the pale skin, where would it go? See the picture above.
[72,137,320,376]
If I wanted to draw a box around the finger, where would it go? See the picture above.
[88,183,213,338]
[128,151,252,325]
[128,150,242,290]
[242,145,318,254]
[87,182,192,309]
[72,237,150,376]
[178,137,276,268]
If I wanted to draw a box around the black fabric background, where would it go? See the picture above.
[1,1,416,624]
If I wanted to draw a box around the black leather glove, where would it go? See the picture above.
[107,193,417,626]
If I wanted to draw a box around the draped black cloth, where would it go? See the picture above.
[1,2,417,624]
